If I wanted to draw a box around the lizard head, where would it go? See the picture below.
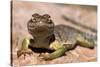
[27,13,54,38]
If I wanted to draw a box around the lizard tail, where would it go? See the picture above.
[82,32,97,47]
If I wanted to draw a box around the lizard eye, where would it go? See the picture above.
[42,14,50,19]
[32,13,40,18]
[32,13,41,22]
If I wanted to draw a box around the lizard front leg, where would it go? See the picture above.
[41,40,67,60]
[17,38,33,58]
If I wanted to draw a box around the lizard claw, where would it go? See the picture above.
[17,49,33,59]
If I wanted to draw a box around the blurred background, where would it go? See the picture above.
[11,1,97,66]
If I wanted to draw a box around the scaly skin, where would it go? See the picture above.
[17,13,96,60]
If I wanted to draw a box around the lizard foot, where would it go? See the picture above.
[17,49,33,59]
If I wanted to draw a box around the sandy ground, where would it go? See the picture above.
[11,0,97,66]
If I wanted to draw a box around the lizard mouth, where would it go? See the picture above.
[35,27,48,33]
[28,25,48,31]
[28,25,53,37]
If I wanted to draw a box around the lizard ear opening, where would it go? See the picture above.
[46,19,53,24]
